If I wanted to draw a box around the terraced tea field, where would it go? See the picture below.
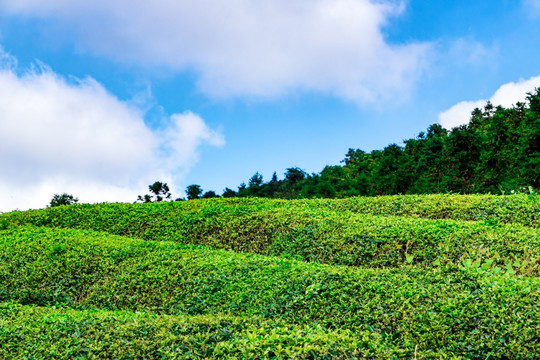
[0,194,538,359]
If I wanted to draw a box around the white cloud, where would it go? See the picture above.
[0,52,224,212]
[0,0,431,103]
[159,112,225,175]
[446,39,498,66]
[438,76,540,129]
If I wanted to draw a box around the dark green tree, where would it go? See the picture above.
[49,193,78,207]
[406,124,447,193]
[222,187,237,198]
[237,182,248,197]
[342,149,376,196]
[266,171,281,197]
[284,167,306,184]
[185,184,203,200]
[246,172,265,197]
[202,190,219,199]
[519,90,540,189]
[138,181,171,203]
[373,144,408,195]
[317,165,350,197]
[441,124,482,193]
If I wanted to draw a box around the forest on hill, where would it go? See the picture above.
[186,89,539,200]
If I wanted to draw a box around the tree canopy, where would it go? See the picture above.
[185,184,203,200]
[131,89,539,202]
[49,193,79,207]
[137,182,172,203]
[220,89,539,199]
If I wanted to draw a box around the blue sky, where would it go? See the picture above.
[1,0,539,211]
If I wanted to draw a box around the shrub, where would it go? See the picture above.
[1,225,538,358]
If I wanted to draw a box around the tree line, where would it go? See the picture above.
[52,89,539,207]
[177,89,538,200]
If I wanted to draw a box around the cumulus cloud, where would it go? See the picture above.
[0,0,431,103]
[438,76,540,129]
[0,52,224,212]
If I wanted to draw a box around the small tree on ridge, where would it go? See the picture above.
[49,193,78,207]
[138,181,172,203]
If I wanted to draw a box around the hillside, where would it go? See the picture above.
[1,194,539,359]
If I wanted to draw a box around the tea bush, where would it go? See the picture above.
[0,303,397,359]
[2,198,538,271]
[1,226,538,359]
[1,194,538,359]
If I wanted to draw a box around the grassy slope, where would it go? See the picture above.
[4,194,539,228]
[2,195,539,273]
[1,194,539,359]
[321,194,539,226]
[1,225,539,359]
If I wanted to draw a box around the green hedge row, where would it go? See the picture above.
[4,194,538,227]
[321,193,539,227]
[0,303,398,359]
[1,226,538,359]
[2,199,538,272]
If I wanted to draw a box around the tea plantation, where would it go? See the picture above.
[0,194,538,359]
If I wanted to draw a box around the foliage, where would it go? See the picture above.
[0,303,391,359]
[202,190,219,199]
[223,89,540,198]
[186,184,203,200]
[49,193,78,207]
[2,195,538,272]
[222,187,237,198]
[137,181,171,203]
[2,195,539,358]
[1,225,539,358]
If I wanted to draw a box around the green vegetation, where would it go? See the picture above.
[3,195,539,272]
[185,184,203,200]
[322,193,539,226]
[138,181,172,203]
[49,193,78,207]
[202,89,539,199]
[0,303,391,359]
[3,68,538,360]
[1,224,539,358]
[1,194,538,358]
